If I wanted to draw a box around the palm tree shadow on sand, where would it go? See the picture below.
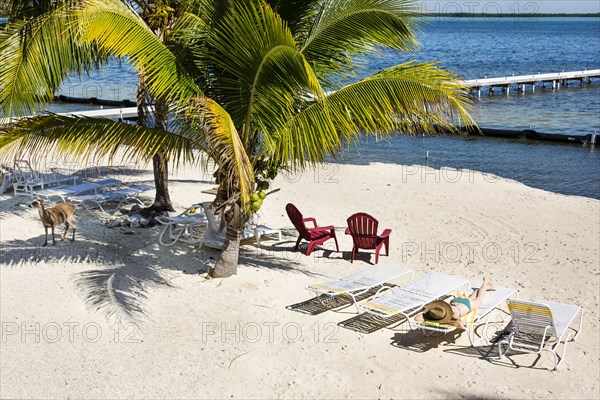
[70,237,310,323]
[2,206,322,323]
[72,264,176,322]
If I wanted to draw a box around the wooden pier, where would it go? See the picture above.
[0,106,141,126]
[463,69,600,97]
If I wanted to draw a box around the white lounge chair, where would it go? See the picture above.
[199,201,228,249]
[357,272,470,328]
[248,212,282,246]
[33,178,122,203]
[200,202,280,249]
[307,264,414,312]
[497,299,583,370]
[12,160,78,197]
[414,285,518,345]
[68,184,153,213]
[156,204,207,246]
[0,163,16,194]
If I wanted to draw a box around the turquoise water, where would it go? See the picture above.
[36,17,600,198]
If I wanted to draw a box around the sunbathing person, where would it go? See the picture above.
[415,277,495,329]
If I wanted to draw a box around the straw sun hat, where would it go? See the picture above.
[422,300,454,323]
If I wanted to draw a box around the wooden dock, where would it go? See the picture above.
[463,69,600,96]
[0,106,141,126]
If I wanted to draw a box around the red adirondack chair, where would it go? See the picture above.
[286,203,339,256]
[345,212,391,264]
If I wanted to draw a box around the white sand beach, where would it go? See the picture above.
[1,160,599,399]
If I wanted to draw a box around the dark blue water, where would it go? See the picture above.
[340,135,600,199]
[45,17,600,199]
[362,17,600,135]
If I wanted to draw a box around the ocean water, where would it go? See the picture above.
[37,17,600,199]
[363,16,600,135]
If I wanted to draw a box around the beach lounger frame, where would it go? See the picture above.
[0,163,18,194]
[307,264,414,313]
[247,212,282,246]
[12,160,78,197]
[68,184,153,214]
[200,202,281,249]
[497,299,583,370]
[357,272,470,330]
[32,178,122,204]
[156,203,207,246]
[413,286,519,346]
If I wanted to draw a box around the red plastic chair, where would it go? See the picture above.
[345,213,391,264]
[286,203,339,256]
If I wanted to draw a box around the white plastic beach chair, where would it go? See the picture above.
[199,202,280,249]
[357,272,470,328]
[307,264,414,312]
[199,202,228,249]
[248,212,282,246]
[156,203,207,246]
[12,160,78,197]
[68,184,153,213]
[414,285,518,345]
[497,299,583,370]
[0,164,15,194]
[32,178,122,203]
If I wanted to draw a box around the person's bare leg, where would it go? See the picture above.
[468,277,494,310]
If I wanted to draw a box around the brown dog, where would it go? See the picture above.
[28,199,76,246]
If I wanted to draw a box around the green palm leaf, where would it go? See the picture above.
[205,0,323,140]
[265,61,475,168]
[75,0,200,103]
[0,2,107,117]
[0,113,201,167]
[184,97,254,209]
[300,0,420,85]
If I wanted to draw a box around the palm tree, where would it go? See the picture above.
[0,0,200,212]
[0,0,474,278]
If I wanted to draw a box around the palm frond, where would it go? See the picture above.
[300,0,421,85]
[169,10,210,87]
[185,97,254,209]
[264,61,475,168]
[0,2,107,117]
[205,0,323,139]
[0,113,203,167]
[75,0,200,103]
[265,0,320,40]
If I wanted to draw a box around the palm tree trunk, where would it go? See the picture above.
[136,71,149,127]
[150,151,174,212]
[137,69,174,213]
[211,206,247,278]
[149,99,174,212]
[211,225,242,278]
